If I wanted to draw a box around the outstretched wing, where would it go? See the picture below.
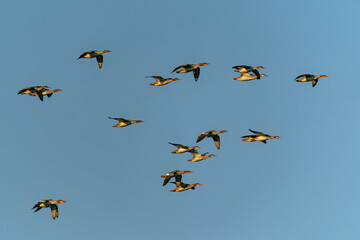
[249,129,264,136]
[312,79,318,87]
[211,135,220,149]
[295,74,311,80]
[193,68,200,82]
[172,65,185,73]
[252,69,260,79]
[96,55,103,69]
[50,204,58,219]
[196,133,206,143]
[168,142,182,148]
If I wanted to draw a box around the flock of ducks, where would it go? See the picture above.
[23,49,328,219]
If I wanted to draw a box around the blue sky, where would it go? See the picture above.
[1,0,360,239]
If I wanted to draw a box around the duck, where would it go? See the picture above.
[29,89,62,101]
[78,50,112,69]
[172,63,209,82]
[146,76,181,86]
[161,170,192,186]
[18,86,50,95]
[169,182,202,192]
[232,65,265,79]
[233,72,268,81]
[32,199,66,219]
[196,130,228,149]
[187,150,216,162]
[295,74,328,87]
[241,129,280,144]
[108,117,143,128]
[168,142,200,154]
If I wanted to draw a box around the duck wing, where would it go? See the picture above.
[96,55,103,69]
[196,133,206,143]
[295,74,312,80]
[312,79,318,87]
[193,68,200,82]
[211,135,220,149]
[249,129,264,136]
[252,69,260,79]
[50,204,59,219]
[168,142,183,148]
[172,65,185,73]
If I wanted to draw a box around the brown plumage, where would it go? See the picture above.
[78,50,112,69]
[108,117,143,128]
[187,150,216,162]
[196,130,228,149]
[170,182,202,192]
[146,76,180,86]
[241,129,280,144]
[172,63,209,82]
[161,170,192,186]
[32,199,66,219]
[168,142,199,154]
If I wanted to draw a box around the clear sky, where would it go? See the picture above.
[1,0,360,239]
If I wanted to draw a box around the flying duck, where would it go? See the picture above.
[172,63,209,82]
[108,117,143,128]
[170,182,202,192]
[196,130,228,149]
[146,76,180,86]
[295,74,328,87]
[241,129,280,144]
[29,89,62,101]
[233,72,268,81]
[161,170,192,186]
[78,50,112,69]
[168,142,200,154]
[232,65,265,79]
[187,150,216,162]
[32,199,66,219]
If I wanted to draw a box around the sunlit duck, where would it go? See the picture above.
[108,117,143,127]
[32,199,66,219]
[295,74,328,87]
[30,89,62,101]
[187,150,216,162]
[233,72,268,81]
[242,129,280,144]
[18,86,49,95]
[232,65,265,79]
[146,76,181,86]
[78,50,112,69]
[196,130,228,149]
[161,170,192,186]
[169,182,202,192]
[169,142,199,154]
[172,63,209,82]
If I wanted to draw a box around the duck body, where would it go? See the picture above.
[232,65,265,79]
[241,129,280,144]
[146,76,180,86]
[78,50,111,69]
[196,130,228,149]
[32,199,66,219]
[169,142,199,154]
[18,86,49,95]
[187,150,216,162]
[29,89,62,100]
[161,170,192,186]
[170,182,202,192]
[108,117,143,127]
[295,74,328,87]
[233,73,268,81]
[18,86,60,101]
[172,63,209,82]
